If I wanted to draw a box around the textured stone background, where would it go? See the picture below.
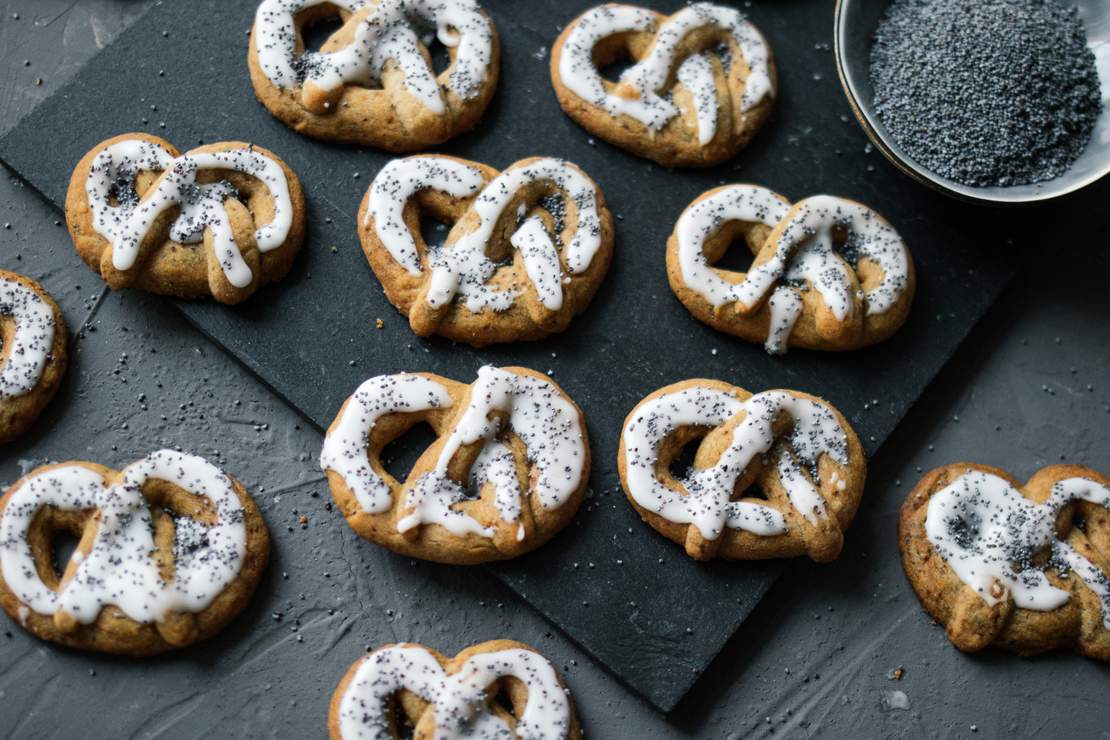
[1,1,1108,737]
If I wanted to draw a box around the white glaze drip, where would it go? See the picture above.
[319,374,454,513]
[86,140,294,289]
[764,284,802,356]
[397,366,586,537]
[0,451,248,624]
[254,0,494,112]
[622,388,849,540]
[674,52,719,146]
[0,277,56,399]
[336,644,571,739]
[925,471,1110,627]
[558,3,773,144]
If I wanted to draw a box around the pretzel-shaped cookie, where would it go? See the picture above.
[551,3,776,167]
[0,270,67,443]
[0,450,269,654]
[900,463,1110,660]
[329,639,580,739]
[619,379,865,562]
[359,155,614,345]
[667,186,915,354]
[65,133,306,304]
[250,0,499,149]
[320,366,589,564]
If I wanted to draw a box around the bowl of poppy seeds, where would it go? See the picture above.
[835,0,1110,204]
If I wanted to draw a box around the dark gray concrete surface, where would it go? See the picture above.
[0,1,1108,738]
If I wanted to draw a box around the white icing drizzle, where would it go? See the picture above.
[925,471,1110,628]
[320,367,586,540]
[675,184,791,308]
[319,374,454,514]
[398,366,586,537]
[365,157,487,275]
[558,3,773,144]
[85,140,294,289]
[0,276,56,399]
[674,52,719,146]
[336,644,571,739]
[622,387,849,540]
[676,188,911,349]
[253,0,494,113]
[367,156,604,313]
[0,450,248,624]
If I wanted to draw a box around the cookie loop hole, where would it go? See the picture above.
[658,426,713,490]
[736,483,769,502]
[0,314,16,367]
[48,527,81,583]
[380,421,439,485]
[384,691,423,739]
[666,431,704,482]
[828,222,862,268]
[299,11,347,55]
[589,26,654,85]
[596,47,639,84]
[711,238,756,273]
[201,168,276,228]
[423,28,455,78]
[26,506,95,590]
[293,3,356,55]
[419,211,452,253]
[702,219,770,273]
[133,478,220,584]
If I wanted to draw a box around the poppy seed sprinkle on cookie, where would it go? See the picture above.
[869,0,1102,188]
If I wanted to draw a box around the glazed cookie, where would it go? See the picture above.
[358,155,614,345]
[249,0,499,150]
[551,3,776,167]
[65,133,306,304]
[329,639,581,739]
[667,186,915,354]
[320,366,589,564]
[899,463,1110,660]
[0,271,67,443]
[618,379,865,562]
[0,450,270,654]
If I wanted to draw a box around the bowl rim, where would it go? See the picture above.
[832,0,1110,206]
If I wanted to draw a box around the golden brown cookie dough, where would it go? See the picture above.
[899,462,1110,660]
[65,133,306,305]
[320,366,590,564]
[550,3,776,167]
[0,270,67,444]
[618,379,865,562]
[666,186,915,354]
[0,450,270,655]
[249,0,500,150]
[329,639,581,739]
[358,154,614,346]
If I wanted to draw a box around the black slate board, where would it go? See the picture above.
[0,0,1024,711]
